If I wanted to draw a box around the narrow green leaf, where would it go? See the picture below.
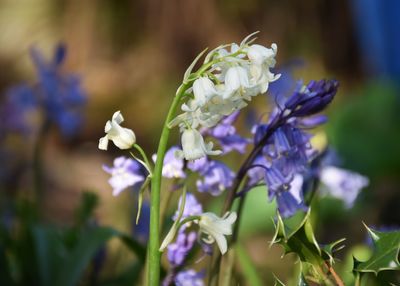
[183,48,208,83]
[237,244,263,286]
[55,227,115,286]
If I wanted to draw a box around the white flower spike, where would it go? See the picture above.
[198,212,237,254]
[176,128,222,161]
[98,111,136,150]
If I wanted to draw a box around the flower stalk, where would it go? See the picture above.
[147,83,190,286]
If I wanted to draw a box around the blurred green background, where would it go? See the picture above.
[0,0,399,285]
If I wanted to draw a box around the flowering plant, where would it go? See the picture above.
[98,33,399,286]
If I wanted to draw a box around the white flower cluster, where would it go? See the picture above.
[173,34,280,161]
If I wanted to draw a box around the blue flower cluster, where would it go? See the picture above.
[1,44,86,138]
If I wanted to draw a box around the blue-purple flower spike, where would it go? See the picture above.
[284,79,339,117]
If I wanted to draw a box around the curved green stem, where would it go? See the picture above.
[133,143,153,174]
[147,83,189,286]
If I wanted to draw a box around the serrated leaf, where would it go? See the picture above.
[272,209,346,285]
[354,225,400,274]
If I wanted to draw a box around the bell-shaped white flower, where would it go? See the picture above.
[98,111,136,150]
[192,77,219,107]
[223,66,255,100]
[198,212,237,254]
[176,128,222,161]
[247,43,278,67]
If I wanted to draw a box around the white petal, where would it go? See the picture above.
[98,136,109,150]
[112,110,124,124]
[214,233,228,254]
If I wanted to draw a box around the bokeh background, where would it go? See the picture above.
[0,0,399,285]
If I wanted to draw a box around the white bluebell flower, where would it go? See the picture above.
[99,111,136,150]
[198,212,237,254]
[176,128,222,161]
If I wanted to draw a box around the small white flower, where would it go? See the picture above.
[223,66,255,100]
[198,212,237,254]
[176,128,222,161]
[192,77,219,107]
[319,166,369,207]
[99,111,136,150]
[247,43,278,67]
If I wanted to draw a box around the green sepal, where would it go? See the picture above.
[183,48,208,84]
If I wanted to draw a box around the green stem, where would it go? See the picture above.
[147,83,189,286]
[133,143,153,175]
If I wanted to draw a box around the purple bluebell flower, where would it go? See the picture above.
[175,269,205,286]
[0,85,37,136]
[189,158,234,196]
[103,156,146,196]
[284,79,339,117]
[167,231,197,267]
[319,166,369,207]
[203,111,250,154]
[173,192,203,222]
[272,174,308,218]
[153,146,186,179]
[30,44,86,137]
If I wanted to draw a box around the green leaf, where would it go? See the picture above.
[354,224,400,274]
[272,209,345,284]
[74,191,99,227]
[236,244,263,286]
[55,227,115,286]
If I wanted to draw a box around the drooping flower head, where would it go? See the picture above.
[171,34,280,161]
[246,78,339,218]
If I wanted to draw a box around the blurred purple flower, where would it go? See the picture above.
[132,201,150,243]
[167,231,197,267]
[30,44,86,137]
[189,158,234,196]
[173,192,203,222]
[103,156,146,196]
[203,111,250,154]
[175,269,205,286]
[319,166,369,207]
[153,146,186,179]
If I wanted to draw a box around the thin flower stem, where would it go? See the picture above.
[133,143,154,175]
[147,83,189,286]
[324,262,345,286]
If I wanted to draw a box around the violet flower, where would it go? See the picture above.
[103,156,146,196]
[203,111,250,154]
[167,231,197,267]
[30,44,86,137]
[175,269,205,286]
[189,158,235,196]
[173,192,203,222]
